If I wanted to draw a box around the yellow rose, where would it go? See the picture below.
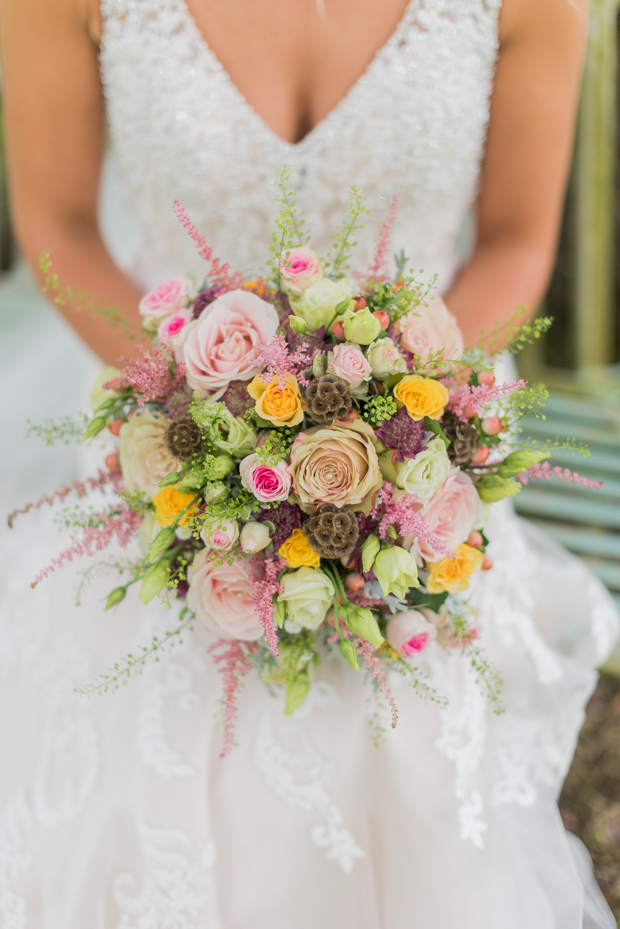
[393,375,449,421]
[278,528,321,568]
[426,543,484,594]
[248,375,304,427]
[153,485,200,527]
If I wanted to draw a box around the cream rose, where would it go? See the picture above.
[396,296,464,367]
[365,338,407,380]
[381,436,451,505]
[119,412,180,498]
[288,419,382,512]
[277,566,335,630]
[327,343,372,389]
[414,470,484,563]
[291,277,352,332]
[182,290,279,399]
[187,550,264,640]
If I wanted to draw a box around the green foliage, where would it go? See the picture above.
[446,609,504,713]
[26,414,89,447]
[326,186,370,276]
[361,394,398,426]
[253,429,295,466]
[189,396,226,439]
[473,306,553,357]
[267,166,308,288]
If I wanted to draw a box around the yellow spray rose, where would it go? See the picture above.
[393,375,449,421]
[248,375,304,427]
[426,543,484,594]
[278,528,321,568]
[153,485,200,527]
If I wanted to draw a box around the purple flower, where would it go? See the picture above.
[192,286,223,319]
[375,407,426,460]
[256,500,302,550]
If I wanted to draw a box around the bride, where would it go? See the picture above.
[0,0,618,925]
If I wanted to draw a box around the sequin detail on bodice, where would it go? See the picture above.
[99,0,500,287]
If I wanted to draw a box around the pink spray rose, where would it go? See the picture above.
[327,343,372,389]
[200,519,240,552]
[239,454,292,503]
[187,550,264,640]
[413,469,484,563]
[181,290,279,399]
[386,610,437,656]
[280,247,324,296]
[157,308,193,344]
[396,297,464,367]
[139,278,192,331]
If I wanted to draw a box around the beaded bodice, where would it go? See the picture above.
[99,0,501,288]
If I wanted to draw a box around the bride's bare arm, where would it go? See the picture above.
[444,0,588,347]
[0,0,143,364]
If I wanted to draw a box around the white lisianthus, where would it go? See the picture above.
[119,412,181,498]
[390,436,451,505]
[291,277,352,332]
[207,403,257,457]
[277,567,335,630]
[365,338,408,379]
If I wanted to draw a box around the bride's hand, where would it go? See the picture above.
[444,0,588,349]
[0,0,143,365]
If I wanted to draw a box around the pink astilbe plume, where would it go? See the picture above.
[173,201,244,291]
[120,344,187,407]
[447,379,527,422]
[8,469,123,528]
[368,195,400,281]
[327,622,398,728]
[371,483,453,559]
[248,556,285,658]
[208,639,257,758]
[258,333,317,388]
[518,460,603,489]
[32,505,142,587]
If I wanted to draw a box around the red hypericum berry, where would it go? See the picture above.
[482,556,494,571]
[355,297,367,310]
[342,408,359,422]
[478,371,495,388]
[376,382,385,395]
[467,531,484,549]
[107,377,124,392]
[105,453,120,471]
[108,419,124,436]
[471,445,490,465]
[373,310,390,330]
[481,416,502,436]
[345,572,365,593]
[332,320,345,340]
[463,405,477,419]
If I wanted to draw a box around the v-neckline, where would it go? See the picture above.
[176,0,418,150]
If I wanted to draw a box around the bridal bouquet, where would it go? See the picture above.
[17,180,601,755]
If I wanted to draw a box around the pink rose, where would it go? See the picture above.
[239,454,292,503]
[200,519,240,552]
[187,550,264,640]
[181,290,279,399]
[139,278,192,331]
[280,247,324,296]
[396,297,464,367]
[414,470,484,563]
[327,343,372,389]
[386,610,437,656]
[157,308,193,344]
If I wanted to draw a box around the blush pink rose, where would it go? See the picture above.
[187,550,264,640]
[327,343,372,389]
[139,278,192,331]
[181,290,279,399]
[157,308,193,344]
[414,469,484,563]
[239,454,292,503]
[200,519,240,552]
[386,610,437,656]
[396,297,464,367]
[280,247,324,296]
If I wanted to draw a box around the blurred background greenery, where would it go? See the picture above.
[0,0,619,916]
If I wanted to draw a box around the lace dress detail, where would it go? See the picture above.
[99,0,501,288]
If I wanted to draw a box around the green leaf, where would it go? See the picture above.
[423,417,450,448]
[284,674,311,715]
[406,588,449,612]
[384,372,406,391]
[105,586,127,610]
[82,416,108,441]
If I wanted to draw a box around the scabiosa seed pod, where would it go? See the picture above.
[164,416,204,461]
[441,411,479,466]
[303,504,359,560]
[304,374,352,424]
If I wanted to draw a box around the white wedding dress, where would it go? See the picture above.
[1,0,619,926]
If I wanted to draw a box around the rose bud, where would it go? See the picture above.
[332,320,346,340]
[344,572,365,593]
[240,521,271,554]
[477,371,495,387]
[467,531,484,549]
[105,453,120,471]
[481,416,502,436]
[373,310,390,331]
[471,445,490,465]
[108,419,124,436]
[482,556,494,571]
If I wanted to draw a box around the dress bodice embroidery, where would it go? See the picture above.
[99,0,501,288]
